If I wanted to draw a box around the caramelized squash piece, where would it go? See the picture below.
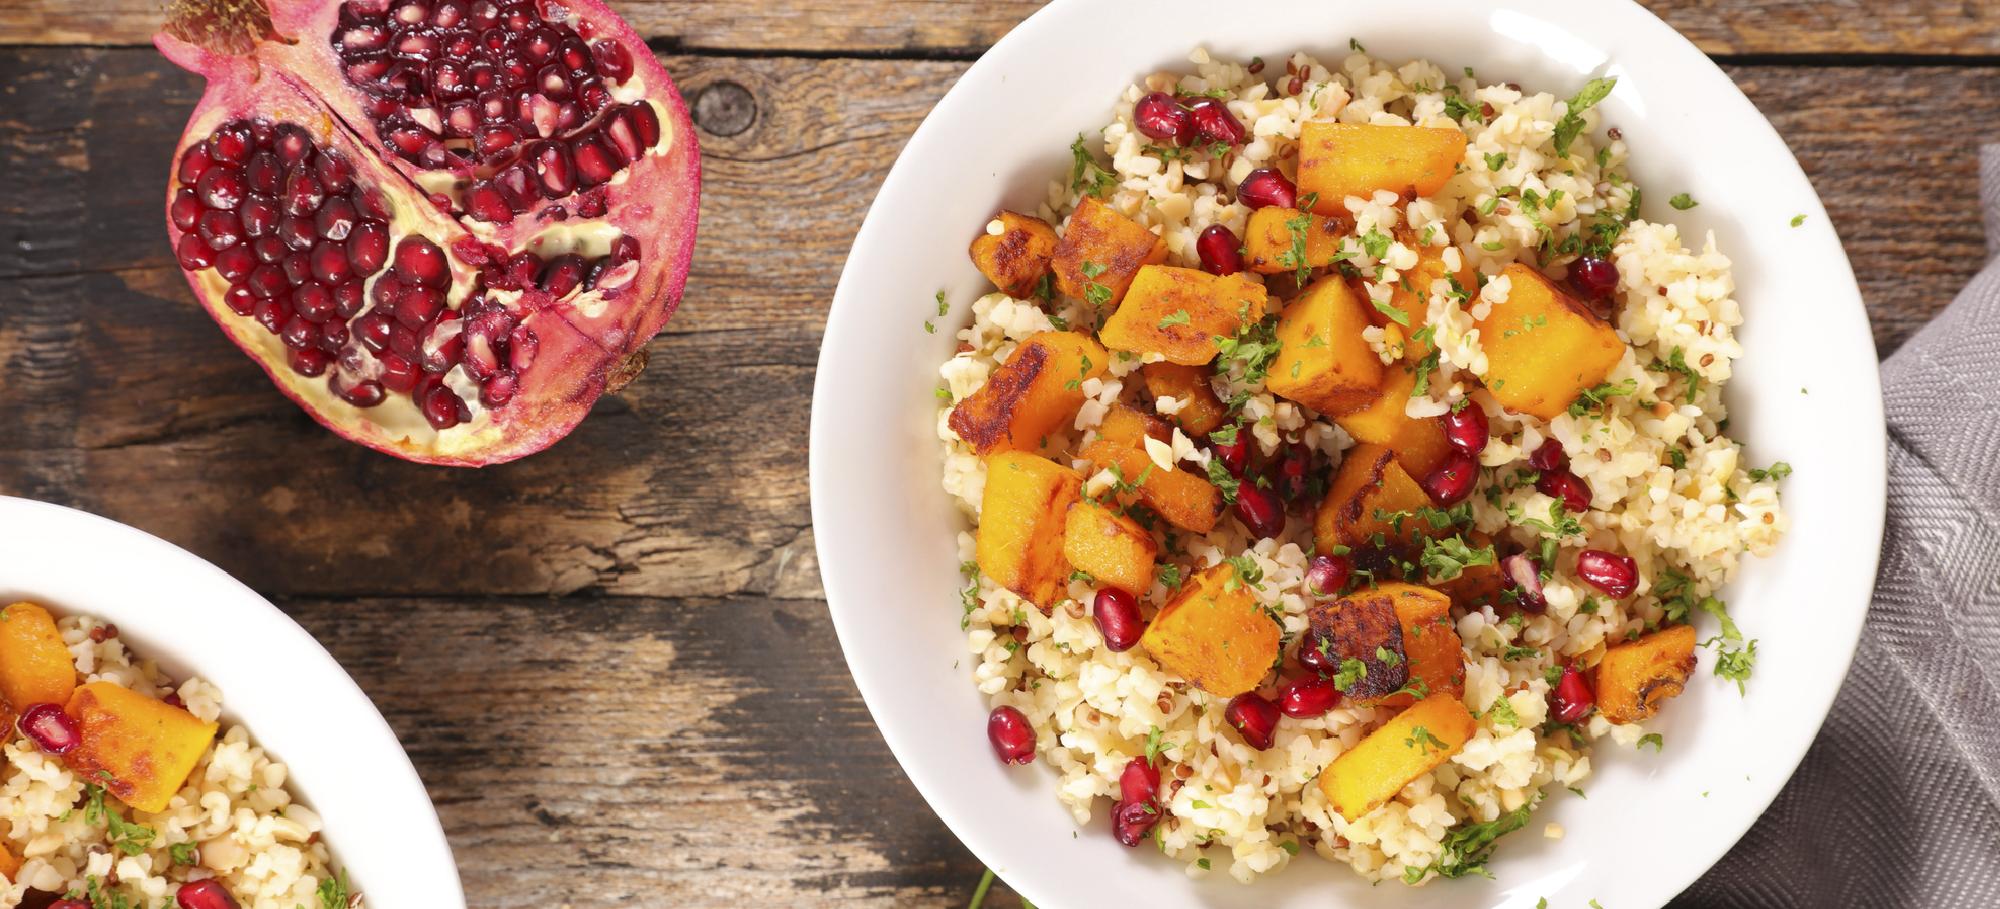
[0,842,18,880]
[949,332,1109,455]
[1099,265,1267,365]
[969,210,1060,298]
[1266,276,1383,415]
[1298,122,1467,212]
[1367,240,1471,332]
[0,602,76,714]
[1052,196,1167,309]
[1243,206,1351,275]
[1304,591,1408,699]
[1317,694,1477,822]
[1096,403,1171,450]
[64,682,219,813]
[978,452,1084,610]
[1139,562,1280,697]
[1315,443,1439,552]
[1332,364,1452,479]
[1595,625,1698,724]
[1063,500,1158,595]
[1139,363,1228,437]
[1080,440,1223,534]
[1473,263,1626,420]
[1350,583,1464,709]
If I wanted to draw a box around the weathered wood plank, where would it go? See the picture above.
[0,0,1994,55]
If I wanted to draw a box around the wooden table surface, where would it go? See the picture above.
[1,1,1995,905]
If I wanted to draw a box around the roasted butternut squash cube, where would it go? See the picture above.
[1266,276,1383,415]
[0,603,76,715]
[1348,583,1464,709]
[1368,240,1472,333]
[1099,266,1267,365]
[1096,403,1171,450]
[1298,122,1467,212]
[949,332,1109,455]
[1243,206,1351,275]
[1333,364,1452,479]
[1317,694,1476,822]
[978,452,1084,610]
[1080,440,1223,534]
[63,682,218,813]
[1063,500,1158,595]
[1595,624,1698,724]
[1474,263,1626,420]
[1139,562,1280,697]
[0,842,18,879]
[1139,363,1228,437]
[969,210,1059,298]
[1304,591,1408,699]
[1052,196,1167,309]
[1315,443,1439,552]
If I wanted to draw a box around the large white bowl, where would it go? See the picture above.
[810,1,1884,906]
[0,497,464,908]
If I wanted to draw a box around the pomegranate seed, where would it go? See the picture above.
[1528,438,1569,472]
[397,286,445,329]
[1420,451,1480,505]
[1233,481,1285,539]
[393,236,449,287]
[280,316,319,350]
[171,188,203,230]
[507,324,537,371]
[252,297,289,334]
[314,197,358,240]
[1209,433,1248,476]
[175,233,217,270]
[18,703,80,754]
[571,134,618,186]
[628,101,661,149]
[1575,550,1639,598]
[1224,693,1280,750]
[1550,666,1595,724]
[313,150,354,194]
[987,705,1036,765]
[251,236,286,264]
[466,183,514,222]
[282,170,325,217]
[244,152,283,196]
[196,209,244,250]
[177,145,213,185]
[1274,443,1313,502]
[207,125,252,164]
[1092,588,1145,652]
[310,243,352,286]
[1236,168,1297,210]
[288,346,332,377]
[1119,756,1161,804]
[279,213,317,251]
[176,880,242,909]
[420,382,468,429]
[271,122,313,164]
[1279,676,1342,718]
[537,254,587,297]
[223,284,257,315]
[1112,799,1161,846]
[1441,407,1489,456]
[591,39,633,82]
[280,250,312,285]
[1297,629,1337,675]
[196,167,246,210]
[245,263,288,299]
[1500,553,1545,610]
[1569,256,1620,302]
[480,373,518,407]
[238,197,280,239]
[1183,97,1245,145]
[1132,91,1190,143]
[378,354,421,393]
[1537,469,1592,513]
[1195,224,1244,276]
[214,245,256,283]
[333,281,365,319]
[292,283,335,322]
[1305,554,1351,599]
[347,221,390,273]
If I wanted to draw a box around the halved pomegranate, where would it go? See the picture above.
[156,0,700,464]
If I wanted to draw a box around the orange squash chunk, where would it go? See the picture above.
[1367,240,1473,333]
[949,332,1109,455]
[1096,403,1171,450]
[1266,276,1383,415]
[1315,443,1439,552]
[1595,625,1698,724]
[1062,500,1158,595]
[1139,562,1280,697]
[1080,439,1223,534]
[977,451,1084,610]
[1317,694,1476,822]
[1242,206,1351,275]
[969,210,1060,298]
[1474,263,1626,420]
[1298,122,1467,213]
[1052,196,1167,309]
[1139,363,1228,437]
[0,842,18,879]
[64,682,219,813]
[1099,265,1267,365]
[1333,364,1452,479]
[1355,583,1465,709]
[0,602,76,714]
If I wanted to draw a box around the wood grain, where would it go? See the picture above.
[2,0,1996,55]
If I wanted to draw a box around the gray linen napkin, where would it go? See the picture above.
[1674,146,2000,907]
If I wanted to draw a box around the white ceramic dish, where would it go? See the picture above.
[809,1,1885,906]
[0,497,464,908]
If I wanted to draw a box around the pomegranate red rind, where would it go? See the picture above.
[155,0,699,465]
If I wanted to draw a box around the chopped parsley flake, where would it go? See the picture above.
[1747,461,1793,482]
[1567,378,1639,418]
[1791,213,1807,227]
[1701,597,1758,693]
[1402,799,1536,881]
[1552,76,1616,158]
[1069,134,1117,198]
[1638,732,1664,751]
[1157,309,1192,330]
[1669,193,1698,210]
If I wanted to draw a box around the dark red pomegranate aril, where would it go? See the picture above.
[253,297,289,334]
[215,247,256,283]
[50,900,91,909]
[1528,438,1569,473]
[1119,756,1160,805]
[1132,91,1190,143]
[1225,692,1280,750]
[239,197,280,239]
[1501,553,1545,610]
[1274,444,1314,502]
[1210,433,1248,477]
[1575,549,1639,598]
[421,382,469,429]
[252,236,287,264]
[397,286,445,329]
[347,221,390,273]
[355,312,395,353]
[591,39,632,81]
[1233,481,1286,539]
[378,354,422,393]
[1570,256,1620,302]
[1279,675,1341,718]
[333,281,365,319]
[283,170,326,217]
[1442,406,1489,456]
[293,283,336,322]
[177,145,213,184]
[176,233,217,270]
[1550,666,1595,724]
[280,250,313,286]
[1184,97,1245,145]
[279,213,317,251]
[246,263,288,299]
[315,197,359,240]
[1537,469,1592,513]
[1195,224,1244,276]
[310,243,352,285]
[337,376,387,407]
[1305,554,1351,599]
[245,152,284,196]
[1421,451,1480,505]
[987,704,1036,765]
[508,324,537,371]
[602,110,643,163]
[538,254,587,297]
[465,184,514,222]
[1237,168,1297,210]
[18,703,81,754]
[207,125,252,164]
[1112,799,1161,847]
[571,134,618,186]
[628,101,661,149]
[224,284,257,315]
[280,316,319,350]
[393,236,449,287]
[288,345,333,377]
[1092,587,1145,652]
[177,879,242,909]
[313,150,354,194]
[197,167,246,210]
[1297,629,1338,675]
[480,372,517,406]
[171,188,203,230]
[196,209,245,250]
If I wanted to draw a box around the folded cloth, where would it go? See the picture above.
[1675,146,2000,907]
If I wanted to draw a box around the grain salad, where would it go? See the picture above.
[0,602,355,909]
[934,45,1788,886]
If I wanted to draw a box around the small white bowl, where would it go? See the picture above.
[811,1,1884,906]
[0,497,464,908]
